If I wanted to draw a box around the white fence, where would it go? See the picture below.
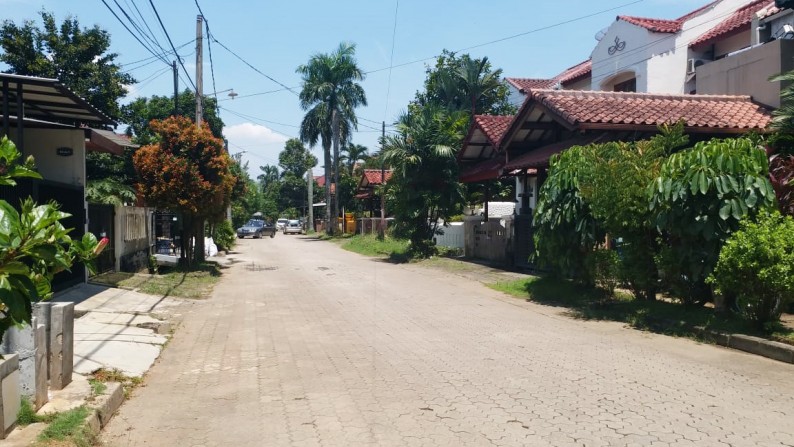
[433,222,464,249]
[115,206,152,272]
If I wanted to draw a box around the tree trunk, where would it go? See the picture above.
[307,169,314,232]
[324,139,333,236]
[193,219,206,264]
[332,110,341,236]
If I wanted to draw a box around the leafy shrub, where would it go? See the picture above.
[533,145,603,283]
[585,249,620,297]
[211,220,236,252]
[649,137,776,305]
[709,211,794,328]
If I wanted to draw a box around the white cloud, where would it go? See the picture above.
[224,122,289,145]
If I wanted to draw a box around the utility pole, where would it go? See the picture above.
[172,60,179,116]
[195,15,203,128]
[378,121,386,240]
[307,168,314,232]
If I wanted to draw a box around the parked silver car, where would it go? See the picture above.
[276,218,289,231]
[283,219,303,235]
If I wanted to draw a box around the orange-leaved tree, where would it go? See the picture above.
[133,116,235,264]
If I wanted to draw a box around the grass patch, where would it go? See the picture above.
[87,379,106,397]
[17,398,57,426]
[93,262,222,299]
[488,276,794,344]
[36,406,95,447]
[340,235,411,263]
[91,368,143,400]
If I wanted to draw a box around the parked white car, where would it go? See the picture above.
[283,219,303,235]
[276,218,289,231]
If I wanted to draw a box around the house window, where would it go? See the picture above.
[613,78,636,92]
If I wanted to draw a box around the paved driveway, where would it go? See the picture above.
[102,235,794,447]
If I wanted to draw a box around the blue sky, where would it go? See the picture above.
[3,0,705,176]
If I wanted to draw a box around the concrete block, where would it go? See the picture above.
[34,323,47,409]
[0,354,20,439]
[1,322,36,399]
[728,334,761,354]
[33,304,52,380]
[90,382,124,427]
[50,303,75,390]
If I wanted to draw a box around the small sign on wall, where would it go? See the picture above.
[56,147,73,156]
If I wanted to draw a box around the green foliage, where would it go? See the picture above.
[585,249,620,298]
[579,124,688,300]
[0,11,133,119]
[211,220,236,252]
[279,138,318,177]
[0,138,102,345]
[650,137,775,305]
[709,211,794,327]
[383,105,468,257]
[85,177,136,206]
[413,50,516,116]
[121,90,224,143]
[533,144,603,282]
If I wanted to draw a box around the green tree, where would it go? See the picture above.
[121,89,224,143]
[279,139,318,177]
[133,116,235,264]
[414,50,514,117]
[297,42,367,235]
[341,143,369,176]
[0,11,133,119]
[383,105,469,256]
[0,137,103,344]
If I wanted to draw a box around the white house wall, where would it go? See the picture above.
[22,128,86,187]
[713,31,752,57]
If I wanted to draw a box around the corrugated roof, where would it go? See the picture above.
[0,73,114,126]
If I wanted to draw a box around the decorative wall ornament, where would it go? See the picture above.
[608,36,626,55]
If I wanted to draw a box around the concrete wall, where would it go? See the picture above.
[21,128,86,187]
[434,223,464,249]
[697,38,794,108]
[115,206,152,272]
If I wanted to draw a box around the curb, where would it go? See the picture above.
[699,331,794,364]
[78,382,125,442]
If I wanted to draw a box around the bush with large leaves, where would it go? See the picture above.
[649,138,776,305]
[0,137,103,345]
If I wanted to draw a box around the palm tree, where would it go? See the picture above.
[297,42,367,235]
[341,143,369,176]
[257,164,279,192]
[456,56,505,117]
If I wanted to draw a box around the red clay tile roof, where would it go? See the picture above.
[362,169,393,185]
[529,89,772,131]
[691,0,776,47]
[617,1,718,34]
[618,16,684,33]
[314,175,326,187]
[459,158,505,183]
[555,59,592,84]
[505,78,558,92]
[474,115,514,148]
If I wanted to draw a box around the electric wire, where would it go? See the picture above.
[147,0,197,91]
[383,0,399,123]
[211,36,299,96]
[112,0,171,59]
[100,0,170,65]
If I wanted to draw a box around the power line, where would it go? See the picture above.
[125,0,167,54]
[147,0,197,91]
[221,106,300,131]
[100,0,170,65]
[119,39,194,68]
[384,0,399,122]
[112,0,171,60]
[211,36,299,96]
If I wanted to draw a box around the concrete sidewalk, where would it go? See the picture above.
[54,283,191,377]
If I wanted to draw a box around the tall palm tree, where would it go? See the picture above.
[297,42,367,235]
[258,164,279,191]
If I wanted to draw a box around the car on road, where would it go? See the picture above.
[283,219,303,235]
[276,218,289,231]
[237,219,276,239]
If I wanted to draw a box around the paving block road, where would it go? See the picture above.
[102,235,794,447]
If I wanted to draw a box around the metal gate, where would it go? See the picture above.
[88,204,115,274]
